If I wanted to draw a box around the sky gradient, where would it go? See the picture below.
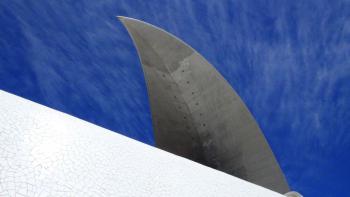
[1,0,349,196]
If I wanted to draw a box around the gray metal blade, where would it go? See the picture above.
[118,16,290,194]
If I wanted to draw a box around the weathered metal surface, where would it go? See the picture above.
[119,16,290,193]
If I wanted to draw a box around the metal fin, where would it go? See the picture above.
[118,16,290,193]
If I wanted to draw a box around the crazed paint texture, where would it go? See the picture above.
[0,1,349,196]
[0,90,283,197]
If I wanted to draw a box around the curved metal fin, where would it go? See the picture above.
[118,16,290,193]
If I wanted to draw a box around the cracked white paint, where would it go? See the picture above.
[0,90,283,196]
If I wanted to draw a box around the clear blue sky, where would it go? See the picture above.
[1,0,349,196]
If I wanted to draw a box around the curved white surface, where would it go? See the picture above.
[0,90,283,196]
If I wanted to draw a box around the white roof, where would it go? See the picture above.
[0,90,283,196]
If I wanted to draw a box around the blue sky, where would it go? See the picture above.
[1,0,349,196]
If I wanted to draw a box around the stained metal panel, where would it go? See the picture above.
[119,16,290,194]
